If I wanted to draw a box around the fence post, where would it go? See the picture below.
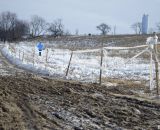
[153,44,159,96]
[45,48,49,69]
[99,43,104,85]
[33,48,35,66]
[149,51,153,91]
[19,50,21,59]
[155,44,158,54]
[22,51,24,62]
[26,55,28,64]
[66,51,73,77]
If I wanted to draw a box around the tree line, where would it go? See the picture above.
[0,11,115,42]
[0,11,66,42]
[0,12,29,42]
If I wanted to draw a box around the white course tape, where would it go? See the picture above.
[125,47,149,64]
[103,45,147,50]
[73,48,100,53]
[73,45,148,54]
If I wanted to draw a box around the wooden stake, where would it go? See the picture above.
[155,44,158,54]
[26,56,28,64]
[19,50,21,59]
[22,52,24,62]
[66,51,73,77]
[155,61,159,95]
[45,49,49,69]
[99,43,104,85]
[153,45,159,95]
[33,48,35,66]
[149,51,153,91]
[46,48,49,63]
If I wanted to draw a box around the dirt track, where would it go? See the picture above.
[0,74,160,130]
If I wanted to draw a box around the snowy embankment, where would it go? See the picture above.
[1,43,151,82]
[2,44,49,75]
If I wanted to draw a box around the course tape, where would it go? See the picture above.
[103,45,147,50]
[73,45,149,53]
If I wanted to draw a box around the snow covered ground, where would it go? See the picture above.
[1,42,152,83]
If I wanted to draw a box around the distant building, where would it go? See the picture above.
[142,14,149,34]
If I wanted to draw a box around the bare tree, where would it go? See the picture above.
[30,15,47,37]
[0,11,30,42]
[131,23,137,34]
[97,23,111,35]
[14,20,29,39]
[0,11,17,30]
[48,19,64,37]
[137,22,142,34]
[0,11,17,42]
[131,22,142,35]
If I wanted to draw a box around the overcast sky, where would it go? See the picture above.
[0,0,159,34]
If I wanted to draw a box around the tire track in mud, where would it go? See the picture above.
[16,100,39,130]
[0,80,60,130]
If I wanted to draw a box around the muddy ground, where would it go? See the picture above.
[0,74,160,130]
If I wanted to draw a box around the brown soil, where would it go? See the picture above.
[0,74,160,130]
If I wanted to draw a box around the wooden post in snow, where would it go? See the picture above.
[66,51,73,77]
[45,48,49,69]
[155,60,159,95]
[155,44,158,54]
[153,44,159,95]
[22,52,24,62]
[99,42,104,85]
[149,51,153,91]
[19,50,21,59]
[26,56,28,64]
[33,48,35,66]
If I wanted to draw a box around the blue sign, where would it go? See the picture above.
[37,42,44,51]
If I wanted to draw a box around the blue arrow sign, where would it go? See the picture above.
[37,42,44,51]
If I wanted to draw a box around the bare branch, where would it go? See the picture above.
[48,19,64,37]
[30,15,47,37]
[131,22,142,35]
